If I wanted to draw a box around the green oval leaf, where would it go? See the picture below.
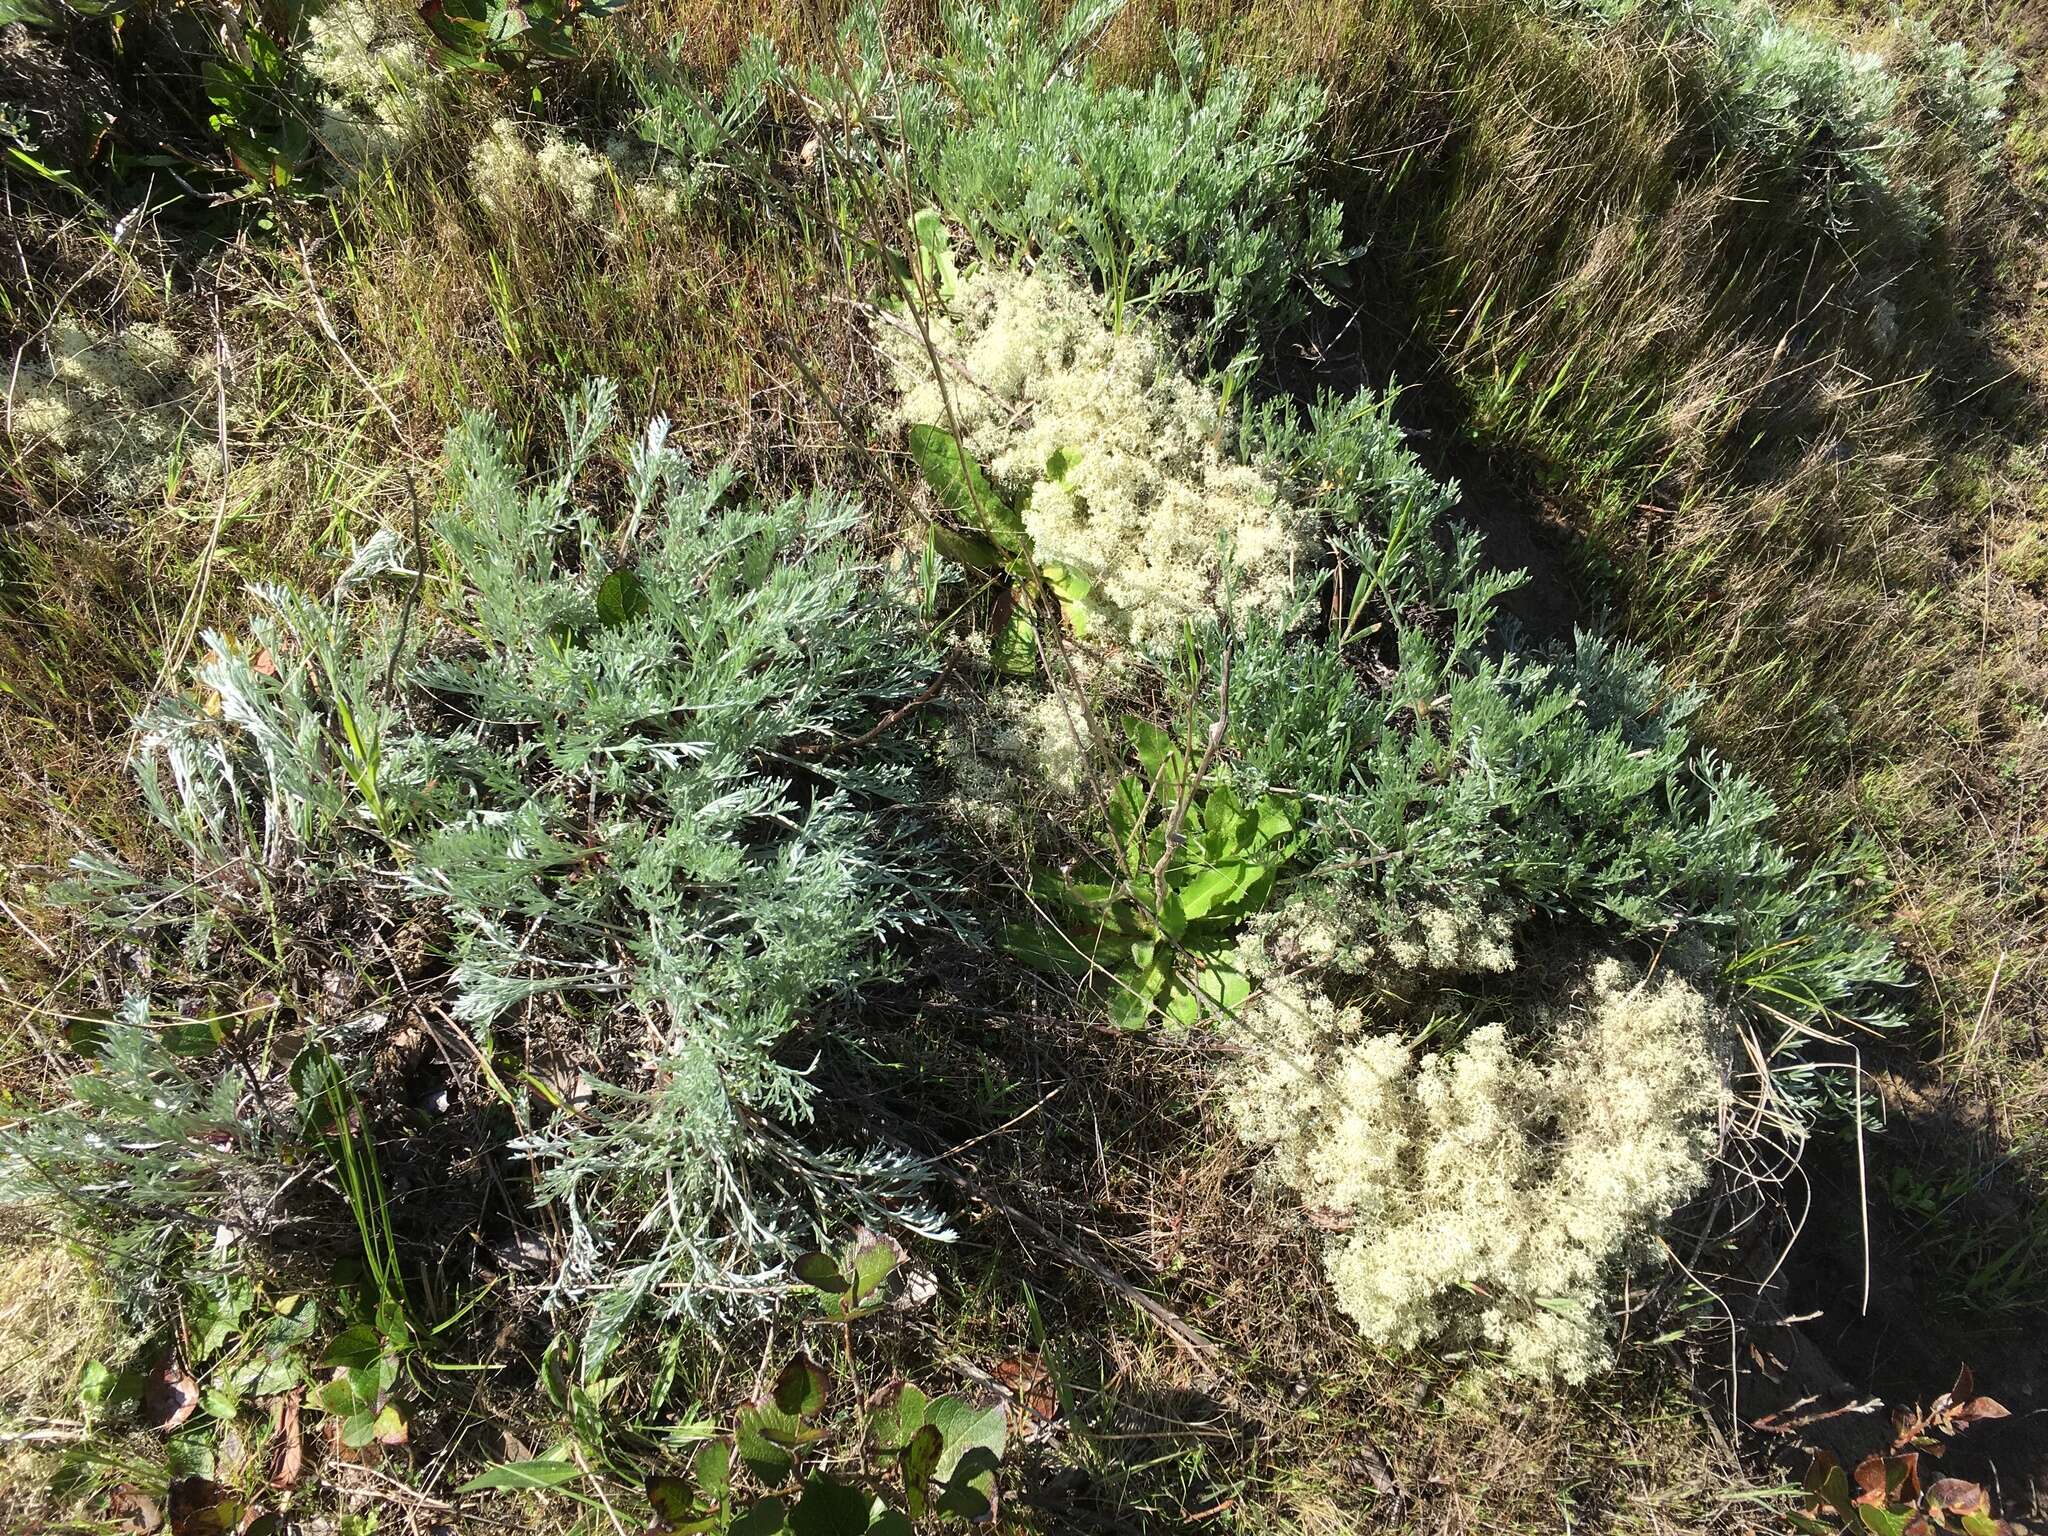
[595,566,650,627]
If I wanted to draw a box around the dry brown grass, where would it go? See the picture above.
[0,1234,118,1524]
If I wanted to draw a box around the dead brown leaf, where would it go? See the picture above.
[269,1388,304,1489]
[108,1486,164,1534]
[1927,1478,1989,1514]
[1954,1395,2011,1426]
[166,1478,242,1536]
[993,1352,1058,1440]
[142,1359,200,1431]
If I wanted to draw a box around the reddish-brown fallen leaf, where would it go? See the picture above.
[1927,1478,1990,1514]
[251,647,278,677]
[993,1353,1058,1439]
[1854,1453,1920,1506]
[1954,1395,2010,1426]
[143,1360,201,1431]
[268,1389,304,1489]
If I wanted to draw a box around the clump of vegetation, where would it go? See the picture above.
[883,263,1315,652]
[1227,943,1723,1381]
[1213,394,1903,1047]
[460,1235,1014,1529]
[875,198,1892,1374]
[892,9,1346,356]
[1541,0,2012,236]
[8,381,954,1362]
[6,0,2045,1528]
[4,318,219,504]
[301,0,431,171]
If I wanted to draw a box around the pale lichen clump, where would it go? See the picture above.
[5,319,220,501]
[940,679,1098,842]
[1381,903,1518,973]
[1236,888,1518,983]
[468,119,689,229]
[880,266,1315,653]
[1226,948,1724,1382]
[302,0,429,170]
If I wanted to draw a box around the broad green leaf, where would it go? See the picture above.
[1124,715,1188,794]
[792,1253,848,1294]
[1156,890,1190,940]
[1815,1460,1856,1518]
[992,607,1037,677]
[729,1496,788,1536]
[738,1401,810,1483]
[867,1381,929,1452]
[1108,982,1155,1030]
[693,1439,732,1504]
[1197,783,1251,848]
[900,1422,943,1519]
[926,1397,1005,1514]
[773,1355,829,1420]
[1002,921,1093,977]
[319,1325,381,1372]
[1051,879,1121,912]
[1041,561,1093,636]
[1855,1508,1908,1536]
[934,1451,1000,1520]
[455,1458,583,1493]
[540,1332,575,1409]
[1254,794,1302,846]
[905,425,1027,551]
[929,523,1003,572]
[78,1360,138,1417]
[371,1401,408,1445]
[1193,963,1251,1014]
[848,1240,898,1305]
[908,208,958,303]
[486,0,532,42]
[596,567,650,627]
[646,1474,705,1531]
[788,1475,879,1536]
[0,0,61,26]
[1175,863,1251,924]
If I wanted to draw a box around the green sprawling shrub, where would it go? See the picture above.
[881,1,1345,359]
[1215,389,1904,1039]
[1537,0,2011,234]
[4,383,953,1360]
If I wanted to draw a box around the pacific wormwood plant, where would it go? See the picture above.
[3,381,956,1375]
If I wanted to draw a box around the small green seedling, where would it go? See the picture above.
[1013,714,1302,1027]
[792,1234,900,1321]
